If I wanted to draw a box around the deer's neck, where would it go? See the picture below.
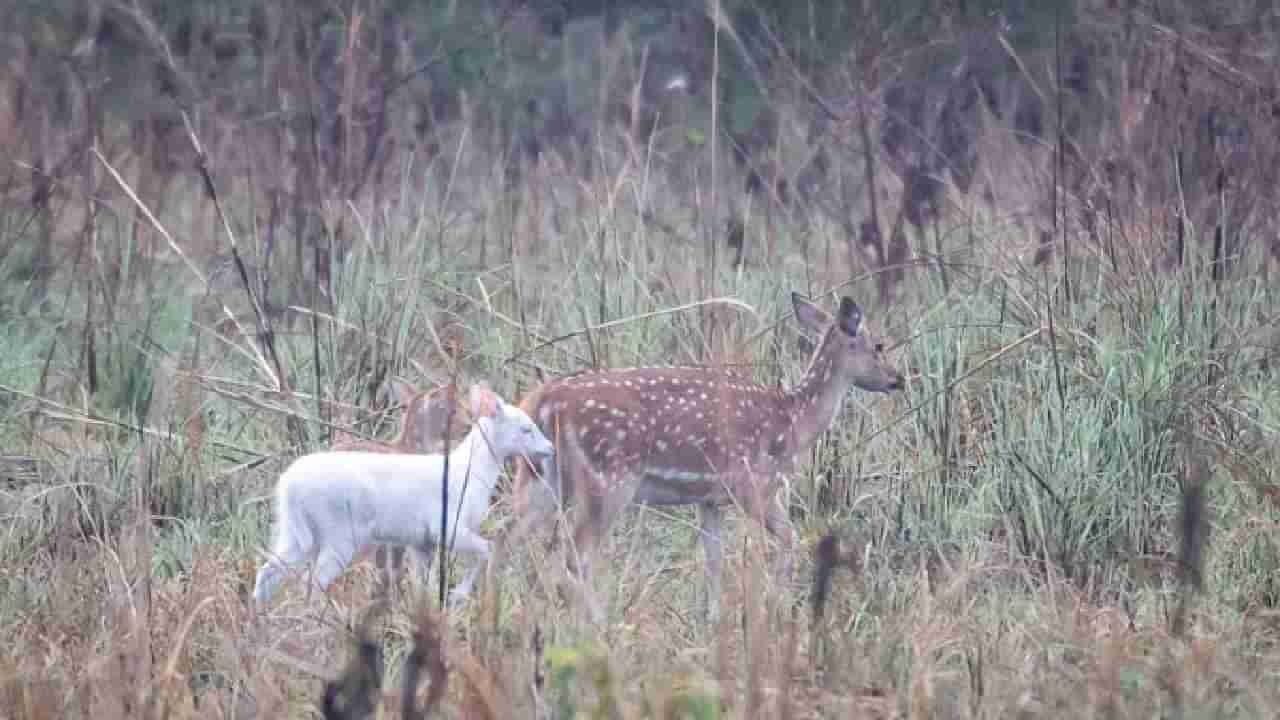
[781,332,849,456]
[446,425,502,493]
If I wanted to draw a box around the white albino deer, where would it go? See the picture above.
[253,384,554,607]
[504,292,903,621]
[330,379,473,596]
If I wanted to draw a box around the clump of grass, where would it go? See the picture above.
[545,642,622,720]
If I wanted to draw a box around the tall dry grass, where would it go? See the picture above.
[2,1,1280,718]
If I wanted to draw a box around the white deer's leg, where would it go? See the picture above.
[410,544,436,590]
[310,542,357,596]
[372,545,399,600]
[699,502,724,625]
[389,545,407,578]
[253,559,286,605]
[445,532,491,606]
[254,525,313,606]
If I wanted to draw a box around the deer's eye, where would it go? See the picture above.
[874,342,885,353]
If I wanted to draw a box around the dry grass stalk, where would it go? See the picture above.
[530,624,548,716]
[90,147,274,385]
[776,611,798,720]
[0,655,60,720]
[450,645,508,720]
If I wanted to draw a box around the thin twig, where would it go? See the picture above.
[90,147,275,382]
[0,383,265,460]
[507,296,759,364]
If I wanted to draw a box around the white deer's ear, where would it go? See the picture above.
[837,297,863,336]
[469,384,499,418]
[792,291,832,337]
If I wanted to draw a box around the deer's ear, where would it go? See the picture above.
[792,291,831,336]
[837,297,863,336]
[468,384,499,418]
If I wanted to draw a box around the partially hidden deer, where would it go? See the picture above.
[329,379,473,597]
[502,292,904,622]
[254,384,554,607]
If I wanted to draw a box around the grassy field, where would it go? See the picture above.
[3,152,1278,718]
[3,9,1280,716]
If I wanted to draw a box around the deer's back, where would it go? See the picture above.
[530,367,799,483]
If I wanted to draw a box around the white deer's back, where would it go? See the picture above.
[279,450,491,545]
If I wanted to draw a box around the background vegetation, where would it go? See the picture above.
[2,0,1279,717]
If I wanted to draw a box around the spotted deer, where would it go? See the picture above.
[330,379,472,596]
[503,292,904,621]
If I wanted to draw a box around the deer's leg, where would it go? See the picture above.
[444,531,491,605]
[563,471,638,623]
[499,455,562,562]
[760,490,796,588]
[373,545,406,600]
[739,474,795,590]
[254,526,314,606]
[410,544,436,590]
[698,502,724,624]
[389,545,407,585]
[310,542,357,596]
[567,488,605,581]
[566,468,637,579]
